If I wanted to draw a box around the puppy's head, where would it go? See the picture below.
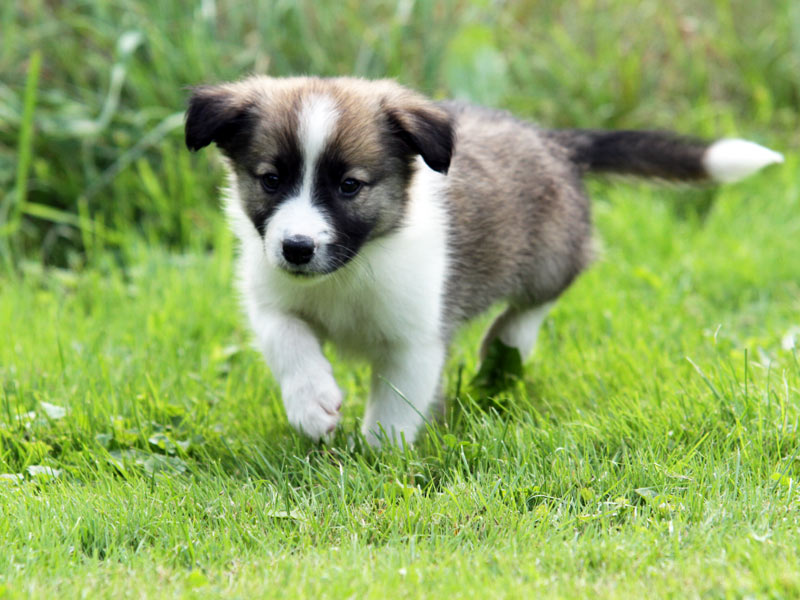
[185,76,453,278]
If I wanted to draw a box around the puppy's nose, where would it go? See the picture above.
[282,235,316,265]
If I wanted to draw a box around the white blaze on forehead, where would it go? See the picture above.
[298,94,339,172]
[262,94,340,269]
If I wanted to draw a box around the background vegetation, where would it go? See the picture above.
[1,0,798,597]
[2,0,798,265]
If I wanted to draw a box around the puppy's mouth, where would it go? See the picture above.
[279,262,349,279]
[283,267,319,279]
[275,259,337,280]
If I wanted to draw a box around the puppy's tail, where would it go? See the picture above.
[548,129,783,183]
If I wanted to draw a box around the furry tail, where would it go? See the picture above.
[548,129,783,183]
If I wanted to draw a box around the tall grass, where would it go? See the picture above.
[1,0,798,266]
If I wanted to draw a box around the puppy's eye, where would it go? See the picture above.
[261,173,280,193]
[339,178,362,197]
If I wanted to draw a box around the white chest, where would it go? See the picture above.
[236,161,451,358]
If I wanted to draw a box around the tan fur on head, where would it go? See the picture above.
[186,76,453,173]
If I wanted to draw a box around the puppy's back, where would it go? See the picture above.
[439,103,593,329]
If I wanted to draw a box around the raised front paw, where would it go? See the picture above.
[281,372,343,441]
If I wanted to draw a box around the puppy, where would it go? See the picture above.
[185,76,782,446]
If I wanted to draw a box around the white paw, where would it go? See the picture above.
[281,372,343,441]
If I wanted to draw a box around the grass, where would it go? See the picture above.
[2,0,800,598]
[2,170,799,597]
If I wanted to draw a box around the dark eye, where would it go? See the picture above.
[339,178,362,197]
[261,173,280,193]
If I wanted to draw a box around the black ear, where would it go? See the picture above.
[385,104,454,174]
[185,86,252,153]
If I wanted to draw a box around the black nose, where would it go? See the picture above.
[282,235,316,265]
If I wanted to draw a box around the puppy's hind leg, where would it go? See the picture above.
[479,302,554,363]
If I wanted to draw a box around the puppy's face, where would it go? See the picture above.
[185,77,453,278]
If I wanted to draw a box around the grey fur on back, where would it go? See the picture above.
[439,102,593,335]
[438,103,719,338]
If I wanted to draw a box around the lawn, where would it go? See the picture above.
[2,1,799,598]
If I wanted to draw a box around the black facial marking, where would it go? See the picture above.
[244,136,303,237]
[249,204,270,238]
[310,149,378,270]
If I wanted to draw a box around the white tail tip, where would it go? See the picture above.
[703,138,784,183]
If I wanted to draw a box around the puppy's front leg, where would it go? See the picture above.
[362,341,446,446]
[250,310,342,441]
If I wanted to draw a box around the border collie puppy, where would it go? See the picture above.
[185,76,782,446]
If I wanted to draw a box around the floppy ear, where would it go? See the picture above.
[185,85,253,153]
[385,102,454,174]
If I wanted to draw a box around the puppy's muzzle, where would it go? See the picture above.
[282,235,316,266]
